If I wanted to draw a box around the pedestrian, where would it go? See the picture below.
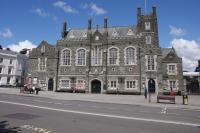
[169,87,174,96]
[35,87,39,95]
[143,83,148,99]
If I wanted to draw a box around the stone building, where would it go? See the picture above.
[28,41,58,90]
[0,48,27,86]
[28,6,184,94]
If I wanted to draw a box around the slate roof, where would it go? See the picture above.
[161,48,172,58]
[65,26,139,40]
[0,49,18,56]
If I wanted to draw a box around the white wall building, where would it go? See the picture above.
[0,49,28,86]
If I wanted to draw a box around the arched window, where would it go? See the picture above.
[62,49,71,65]
[77,49,86,66]
[109,48,118,65]
[126,47,135,65]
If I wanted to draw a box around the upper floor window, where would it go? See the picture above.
[0,67,3,74]
[167,64,177,75]
[8,67,12,74]
[77,49,86,66]
[109,48,118,65]
[125,47,136,65]
[146,36,152,44]
[38,58,46,71]
[62,49,71,66]
[10,59,13,64]
[95,36,99,41]
[91,46,102,66]
[0,58,3,63]
[41,45,45,53]
[147,55,156,71]
[145,22,151,30]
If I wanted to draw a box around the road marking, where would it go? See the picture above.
[33,100,53,104]
[161,106,167,114]
[167,113,181,116]
[139,111,149,113]
[21,125,52,133]
[0,100,200,127]
[54,102,63,105]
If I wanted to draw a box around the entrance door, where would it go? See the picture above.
[91,79,101,93]
[148,79,155,93]
[48,78,54,91]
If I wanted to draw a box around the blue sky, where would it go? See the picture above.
[0,0,200,71]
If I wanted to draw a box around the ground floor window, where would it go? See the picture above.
[109,80,117,89]
[39,80,46,87]
[125,80,136,90]
[33,78,38,85]
[76,79,85,90]
[7,77,11,84]
[169,80,177,90]
[60,80,70,88]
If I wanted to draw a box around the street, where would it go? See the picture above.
[0,93,200,133]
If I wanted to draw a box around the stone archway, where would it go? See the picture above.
[148,79,155,93]
[91,79,101,93]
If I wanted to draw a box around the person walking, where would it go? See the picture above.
[143,83,148,99]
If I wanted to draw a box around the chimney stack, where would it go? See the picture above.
[61,21,67,38]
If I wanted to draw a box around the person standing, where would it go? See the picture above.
[169,87,174,96]
[143,83,148,99]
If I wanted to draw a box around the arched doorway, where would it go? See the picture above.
[148,79,155,93]
[48,78,54,91]
[91,79,101,93]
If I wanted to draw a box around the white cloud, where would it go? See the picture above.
[0,28,13,38]
[169,25,186,37]
[170,38,200,71]
[8,40,37,52]
[33,8,49,17]
[82,3,107,16]
[53,1,78,13]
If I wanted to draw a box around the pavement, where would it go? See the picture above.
[0,87,200,110]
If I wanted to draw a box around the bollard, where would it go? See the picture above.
[183,94,188,105]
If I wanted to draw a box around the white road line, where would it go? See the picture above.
[167,113,181,116]
[54,102,63,105]
[139,111,149,113]
[0,100,200,127]
[33,100,52,104]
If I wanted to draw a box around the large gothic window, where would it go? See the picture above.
[77,49,86,66]
[91,46,102,66]
[109,48,118,65]
[62,49,71,65]
[125,47,135,65]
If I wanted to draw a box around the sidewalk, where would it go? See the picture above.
[0,87,200,110]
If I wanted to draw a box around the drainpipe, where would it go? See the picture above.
[55,50,60,91]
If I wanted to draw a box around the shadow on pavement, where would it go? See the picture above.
[0,120,21,133]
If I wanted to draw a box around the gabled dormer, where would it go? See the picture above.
[162,47,182,63]
[92,25,103,43]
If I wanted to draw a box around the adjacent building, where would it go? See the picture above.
[28,6,184,94]
[0,49,28,86]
